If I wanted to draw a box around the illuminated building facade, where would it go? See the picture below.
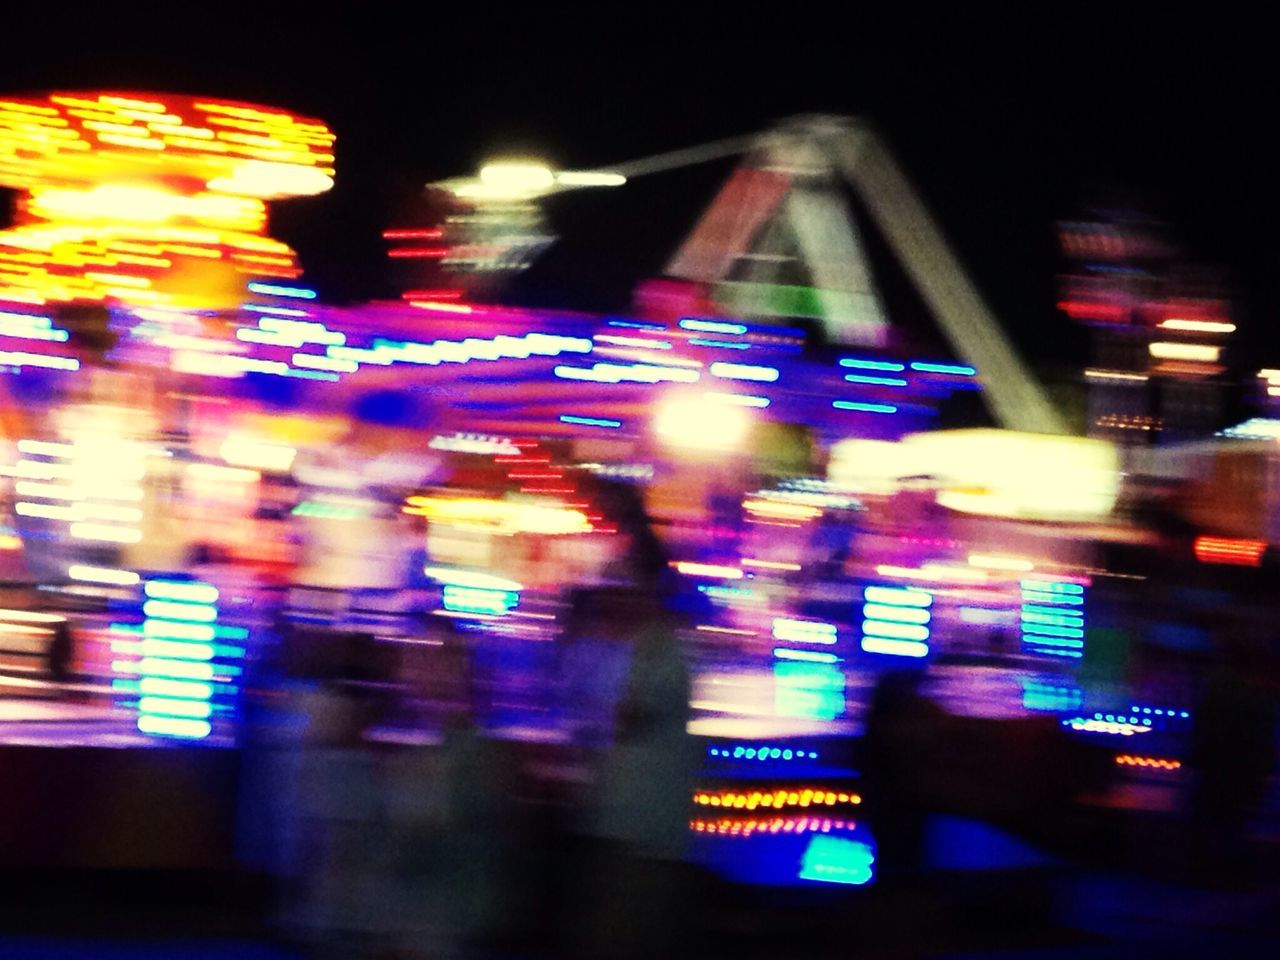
[1059,210,1234,444]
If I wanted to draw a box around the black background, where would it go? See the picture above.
[2,6,1275,369]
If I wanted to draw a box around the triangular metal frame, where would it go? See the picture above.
[664,115,1066,435]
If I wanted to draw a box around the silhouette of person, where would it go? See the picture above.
[1187,620,1277,878]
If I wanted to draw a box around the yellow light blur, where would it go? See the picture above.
[0,91,334,307]
[1149,342,1220,362]
[207,160,334,198]
[743,498,822,521]
[0,608,66,624]
[654,393,753,453]
[404,495,591,536]
[920,430,1119,521]
[29,185,266,228]
[1084,369,1148,382]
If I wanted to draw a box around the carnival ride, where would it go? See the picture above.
[0,91,1242,883]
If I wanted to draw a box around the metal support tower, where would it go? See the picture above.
[655,115,1067,435]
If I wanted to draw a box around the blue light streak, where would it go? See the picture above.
[833,401,897,414]
[559,415,621,428]
[247,282,317,299]
[910,362,976,376]
[680,318,747,334]
[773,647,841,664]
[839,357,905,371]
[843,374,908,386]
[607,319,667,331]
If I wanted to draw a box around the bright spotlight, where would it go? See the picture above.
[654,393,754,453]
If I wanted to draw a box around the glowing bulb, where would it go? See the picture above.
[654,393,753,452]
[477,161,555,196]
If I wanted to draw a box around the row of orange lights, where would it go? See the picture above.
[693,788,861,810]
[690,816,856,836]
[1115,755,1182,771]
[1193,536,1267,567]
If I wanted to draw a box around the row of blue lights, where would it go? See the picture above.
[708,745,822,761]
[839,356,976,377]
[1095,708,1191,724]
[1020,579,1085,659]
[1020,679,1083,712]
[247,282,317,300]
[111,578,243,740]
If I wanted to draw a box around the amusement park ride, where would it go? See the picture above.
[0,90,1241,761]
[3,91,1261,891]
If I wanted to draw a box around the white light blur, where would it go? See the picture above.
[68,565,141,586]
[16,439,73,457]
[673,562,744,580]
[69,522,143,543]
[186,463,261,484]
[654,394,753,452]
[708,362,779,383]
[968,553,1035,572]
[1158,318,1236,333]
[474,161,556,198]
[221,438,297,472]
[144,580,219,604]
[860,637,929,658]
[556,170,627,187]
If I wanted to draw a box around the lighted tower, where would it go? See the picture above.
[1059,209,1234,445]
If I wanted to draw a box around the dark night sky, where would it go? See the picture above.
[3,7,1277,370]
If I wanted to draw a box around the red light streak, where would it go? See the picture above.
[1057,300,1128,322]
[382,228,443,240]
[389,248,449,258]
[1194,536,1266,567]
[403,289,463,300]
